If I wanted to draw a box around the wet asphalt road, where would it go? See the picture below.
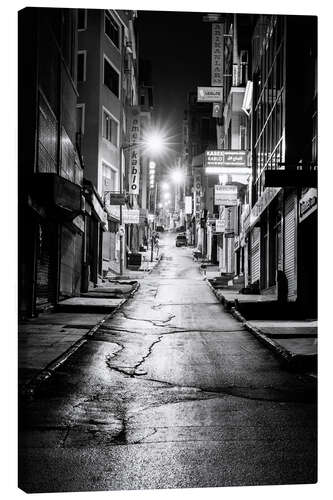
[19,232,317,493]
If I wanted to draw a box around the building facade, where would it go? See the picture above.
[19,7,85,317]
[77,9,139,281]
[245,15,317,314]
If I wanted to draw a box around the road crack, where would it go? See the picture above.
[119,310,175,327]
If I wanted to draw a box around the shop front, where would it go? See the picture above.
[297,188,317,316]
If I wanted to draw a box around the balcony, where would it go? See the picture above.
[264,164,317,188]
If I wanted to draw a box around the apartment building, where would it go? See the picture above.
[77,9,138,281]
[245,15,317,314]
[18,7,84,317]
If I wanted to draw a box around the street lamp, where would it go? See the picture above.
[111,130,169,272]
[171,168,184,184]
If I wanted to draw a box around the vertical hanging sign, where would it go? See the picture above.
[128,106,141,195]
[194,169,202,223]
[211,23,224,88]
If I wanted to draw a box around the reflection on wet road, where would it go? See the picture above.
[19,232,317,493]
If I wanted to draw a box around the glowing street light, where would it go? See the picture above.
[161,181,170,191]
[171,168,184,184]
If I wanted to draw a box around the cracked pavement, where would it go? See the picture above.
[19,232,317,493]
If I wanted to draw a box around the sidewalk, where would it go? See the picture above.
[204,268,317,373]
[18,280,140,397]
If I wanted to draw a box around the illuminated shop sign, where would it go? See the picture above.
[299,188,317,222]
[211,23,224,87]
[205,150,248,168]
[197,87,223,102]
[214,185,238,206]
[128,106,141,195]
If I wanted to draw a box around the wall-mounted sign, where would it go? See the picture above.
[211,23,224,87]
[123,208,140,224]
[214,185,238,206]
[105,192,126,205]
[216,219,225,233]
[205,150,248,168]
[193,170,202,222]
[197,87,223,102]
[185,195,192,215]
[225,206,235,237]
[212,102,223,118]
[205,150,250,175]
[128,106,141,195]
[249,187,281,227]
[299,188,317,223]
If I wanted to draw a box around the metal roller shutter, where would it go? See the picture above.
[251,227,260,283]
[60,225,75,297]
[284,192,297,300]
[35,221,58,311]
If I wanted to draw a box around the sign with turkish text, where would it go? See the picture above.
[122,208,140,224]
[128,107,141,195]
[197,87,223,102]
[205,150,248,168]
[214,185,238,206]
[185,196,192,214]
[211,23,224,87]
[193,170,202,222]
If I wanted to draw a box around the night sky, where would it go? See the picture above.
[136,10,213,164]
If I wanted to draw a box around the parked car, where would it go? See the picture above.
[156,225,164,232]
[176,234,187,247]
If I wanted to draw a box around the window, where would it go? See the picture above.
[76,104,85,134]
[77,51,86,82]
[102,109,118,146]
[104,11,119,48]
[104,57,119,97]
[77,9,87,30]
[102,162,117,195]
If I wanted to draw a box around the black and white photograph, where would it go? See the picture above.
[13,0,323,495]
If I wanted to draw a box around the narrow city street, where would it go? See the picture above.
[19,232,317,493]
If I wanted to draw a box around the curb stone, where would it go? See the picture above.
[242,319,317,372]
[205,278,316,372]
[20,282,141,399]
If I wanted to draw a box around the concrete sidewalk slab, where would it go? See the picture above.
[19,279,140,396]
[58,297,124,309]
[244,319,317,371]
[205,277,317,372]
[274,338,317,356]
[18,312,108,390]
[248,320,317,339]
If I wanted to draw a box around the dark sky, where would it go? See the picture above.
[136,10,213,163]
